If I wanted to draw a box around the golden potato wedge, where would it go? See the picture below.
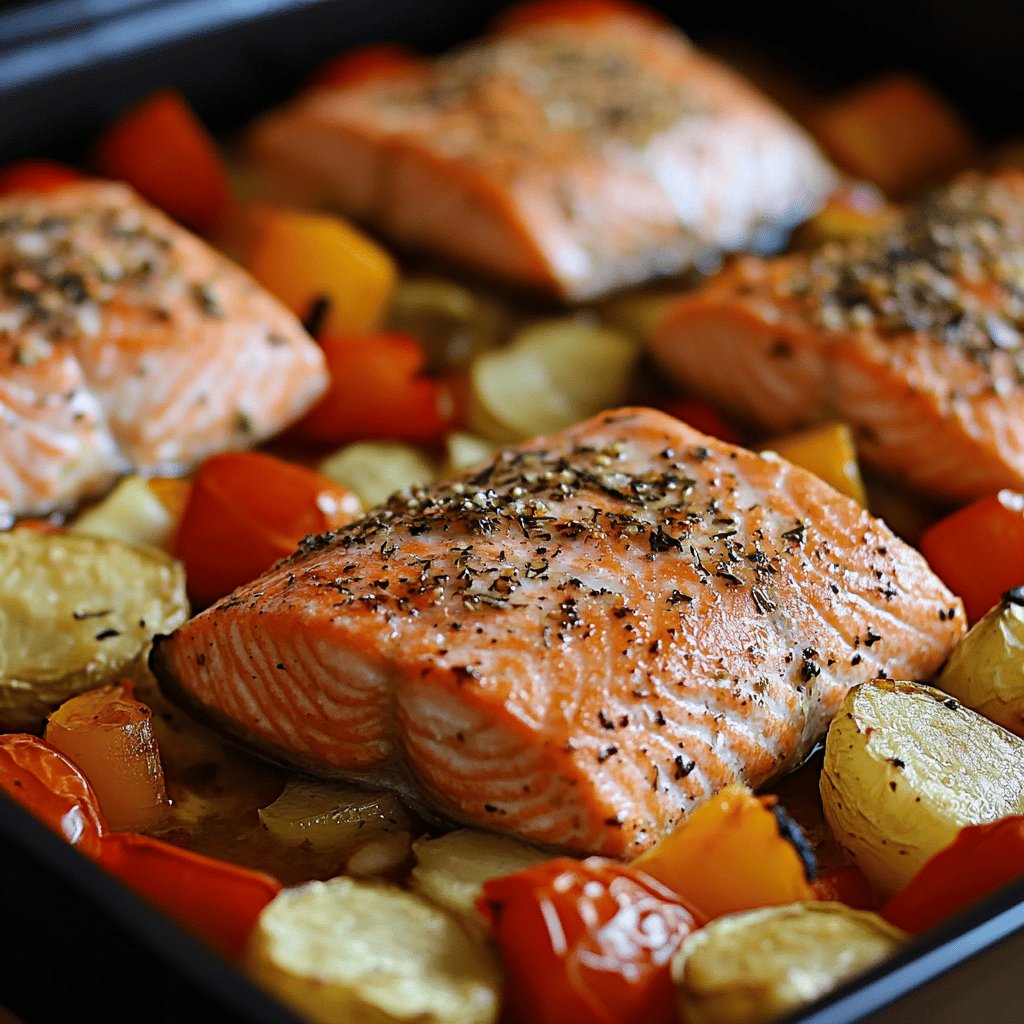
[71,475,180,549]
[820,679,1024,895]
[443,432,501,476]
[318,441,435,509]
[0,530,188,730]
[411,829,550,927]
[595,283,681,342]
[672,902,905,1024]
[936,590,1024,735]
[246,876,501,1024]
[467,317,638,441]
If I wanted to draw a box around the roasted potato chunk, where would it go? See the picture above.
[672,902,905,1024]
[468,317,638,441]
[936,589,1024,735]
[0,530,188,730]
[247,876,501,1024]
[820,679,1024,895]
[70,475,181,550]
[318,441,435,509]
[411,829,550,927]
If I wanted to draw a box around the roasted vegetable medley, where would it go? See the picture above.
[3,3,1024,1023]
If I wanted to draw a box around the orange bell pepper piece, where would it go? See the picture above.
[918,490,1024,624]
[172,450,360,608]
[0,733,106,857]
[307,43,425,90]
[882,817,1024,934]
[45,683,169,832]
[479,857,703,1024]
[811,74,977,200]
[145,475,192,527]
[0,159,87,196]
[245,206,397,337]
[93,89,232,232]
[291,333,459,445]
[795,182,895,246]
[98,832,280,959]
[633,784,816,920]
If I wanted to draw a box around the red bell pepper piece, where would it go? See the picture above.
[0,160,88,196]
[307,43,425,90]
[172,450,360,608]
[493,0,665,34]
[881,817,1024,933]
[657,397,743,445]
[0,733,106,857]
[291,333,458,445]
[479,857,703,1024]
[93,89,232,232]
[98,832,280,958]
[811,864,880,911]
[0,735,277,960]
[918,490,1024,623]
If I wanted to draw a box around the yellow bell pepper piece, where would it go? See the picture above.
[763,422,867,506]
[245,206,397,336]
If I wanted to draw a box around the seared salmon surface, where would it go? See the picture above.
[0,182,327,519]
[152,408,962,857]
[652,171,1024,501]
[248,9,834,301]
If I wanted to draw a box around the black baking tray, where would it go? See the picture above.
[2,0,1024,1020]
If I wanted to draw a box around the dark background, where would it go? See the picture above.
[1,0,1022,164]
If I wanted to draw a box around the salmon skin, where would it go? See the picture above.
[652,171,1024,502]
[151,408,962,857]
[247,8,834,301]
[0,181,327,520]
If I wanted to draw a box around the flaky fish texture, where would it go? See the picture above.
[249,8,833,300]
[653,171,1024,501]
[152,408,962,857]
[0,181,327,519]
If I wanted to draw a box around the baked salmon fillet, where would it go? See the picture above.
[652,170,1024,501]
[0,181,327,519]
[151,407,962,857]
[247,5,834,301]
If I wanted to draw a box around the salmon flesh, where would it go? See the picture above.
[248,10,834,301]
[0,182,327,519]
[652,171,1024,501]
[151,408,963,856]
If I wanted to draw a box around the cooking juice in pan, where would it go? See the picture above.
[2,3,1023,1023]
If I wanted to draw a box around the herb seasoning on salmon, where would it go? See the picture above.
[0,181,327,520]
[151,408,962,857]
[248,6,834,300]
[652,170,1024,501]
